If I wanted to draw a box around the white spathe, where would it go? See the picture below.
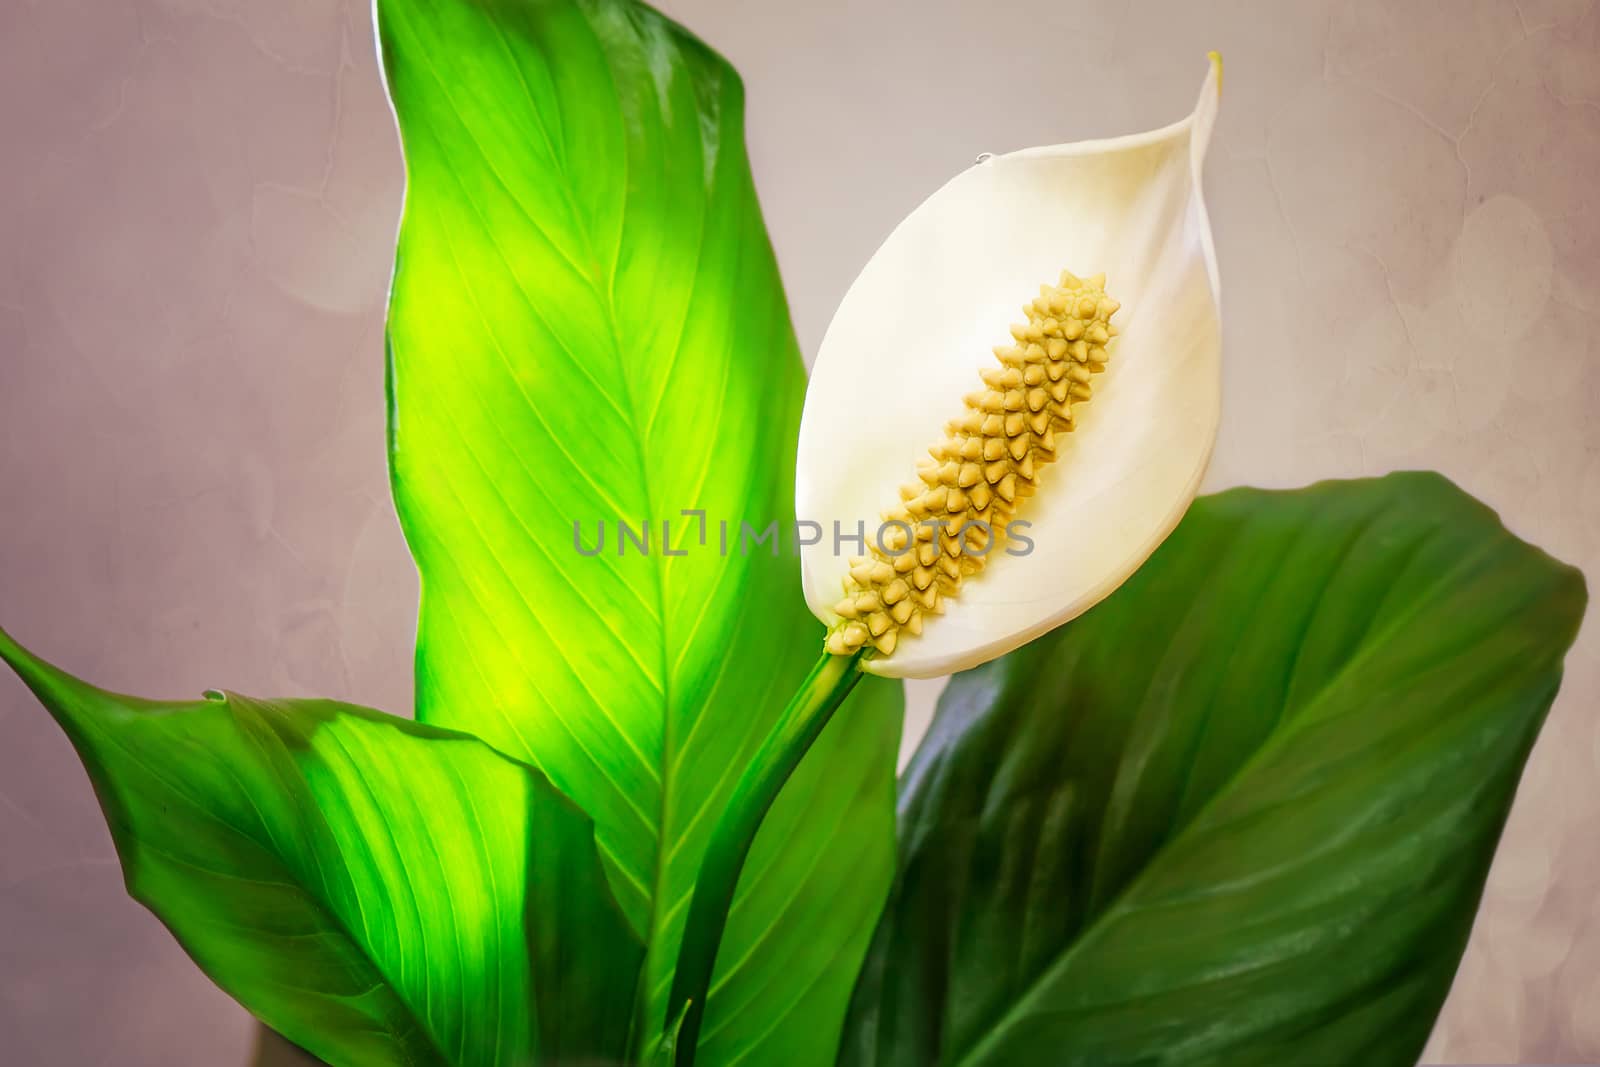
[797,56,1224,679]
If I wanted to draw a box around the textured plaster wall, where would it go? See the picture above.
[1,0,1596,1063]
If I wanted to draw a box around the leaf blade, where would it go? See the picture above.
[0,629,642,1067]
[840,472,1586,1067]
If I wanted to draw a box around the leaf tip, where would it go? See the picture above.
[0,623,128,741]
[0,622,56,700]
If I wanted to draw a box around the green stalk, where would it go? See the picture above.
[664,649,868,1065]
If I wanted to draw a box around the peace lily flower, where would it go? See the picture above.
[671,58,1225,1058]
[797,54,1224,678]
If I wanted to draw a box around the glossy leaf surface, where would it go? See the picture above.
[0,630,641,1067]
[376,0,901,1059]
[840,473,1586,1067]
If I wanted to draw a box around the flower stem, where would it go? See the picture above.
[665,649,868,1065]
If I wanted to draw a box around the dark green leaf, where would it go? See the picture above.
[840,472,1586,1067]
[0,629,642,1067]
[376,0,901,1059]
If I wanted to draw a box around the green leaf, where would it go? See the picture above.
[840,472,1586,1067]
[0,629,642,1067]
[376,0,901,1060]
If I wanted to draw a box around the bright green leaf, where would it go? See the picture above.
[840,472,1586,1067]
[375,0,901,1060]
[0,628,642,1067]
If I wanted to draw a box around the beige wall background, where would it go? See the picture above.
[0,0,1596,1063]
